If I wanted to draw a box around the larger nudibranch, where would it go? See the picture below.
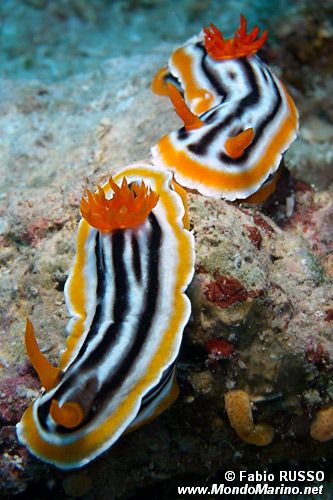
[17,164,195,469]
[151,15,299,200]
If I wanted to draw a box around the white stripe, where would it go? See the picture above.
[62,227,98,368]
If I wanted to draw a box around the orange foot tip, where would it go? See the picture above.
[204,14,268,60]
[80,177,159,233]
[50,399,84,429]
[225,127,254,159]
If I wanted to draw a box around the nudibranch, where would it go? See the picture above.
[151,15,299,200]
[16,164,195,469]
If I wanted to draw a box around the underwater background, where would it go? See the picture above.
[0,0,333,498]
[1,0,298,82]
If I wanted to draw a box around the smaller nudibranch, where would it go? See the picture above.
[17,164,195,469]
[151,15,299,200]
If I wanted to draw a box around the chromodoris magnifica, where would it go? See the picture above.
[151,15,299,200]
[16,164,195,469]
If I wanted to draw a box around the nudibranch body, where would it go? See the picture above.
[17,164,195,469]
[151,15,299,200]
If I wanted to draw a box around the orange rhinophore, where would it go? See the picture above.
[25,319,61,391]
[225,128,255,159]
[151,66,170,96]
[204,14,268,60]
[80,177,159,232]
[50,400,84,429]
[167,83,204,131]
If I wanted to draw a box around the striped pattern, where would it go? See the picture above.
[152,37,298,200]
[17,164,195,469]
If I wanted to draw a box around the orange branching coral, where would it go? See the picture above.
[80,177,159,233]
[204,14,268,60]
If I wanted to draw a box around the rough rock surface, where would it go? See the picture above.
[1,41,333,500]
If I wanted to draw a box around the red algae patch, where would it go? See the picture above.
[204,273,259,308]
[252,213,274,235]
[0,367,40,425]
[306,340,331,370]
[22,217,51,246]
[244,224,262,250]
[205,339,235,360]
[21,217,64,247]
[324,309,333,322]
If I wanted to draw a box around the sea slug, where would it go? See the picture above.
[17,164,195,468]
[151,15,298,201]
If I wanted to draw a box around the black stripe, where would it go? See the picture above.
[164,73,183,94]
[218,65,282,165]
[140,363,175,409]
[71,229,129,370]
[46,214,162,433]
[177,43,228,142]
[111,231,128,323]
[37,231,103,428]
[37,230,129,429]
[177,127,189,140]
[69,232,108,362]
[131,233,142,282]
[91,214,161,405]
[199,43,228,103]
[141,363,174,403]
[186,58,260,156]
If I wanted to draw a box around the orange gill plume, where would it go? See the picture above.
[80,177,159,233]
[204,14,268,60]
